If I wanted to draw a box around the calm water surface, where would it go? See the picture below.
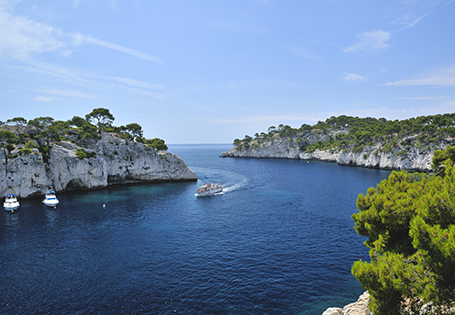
[0,144,390,314]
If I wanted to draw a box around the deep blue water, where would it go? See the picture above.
[0,144,390,314]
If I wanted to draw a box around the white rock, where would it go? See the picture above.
[341,292,371,315]
[227,133,439,172]
[322,292,371,315]
[322,307,342,315]
[0,133,197,198]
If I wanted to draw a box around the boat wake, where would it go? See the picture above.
[222,177,248,193]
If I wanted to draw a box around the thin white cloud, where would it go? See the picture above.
[39,88,95,98]
[343,2,454,55]
[209,22,263,33]
[394,96,445,100]
[342,72,367,83]
[394,0,455,32]
[11,61,101,88]
[36,96,55,102]
[193,105,215,112]
[211,114,315,124]
[343,30,391,55]
[112,77,165,90]
[224,79,307,91]
[0,4,162,63]
[393,13,427,32]
[0,6,69,61]
[386,67,455,87]
[420,100,455,115]
[113,84,168,100]
[332,100,455,122]
[85,74,167,99]
[105,0,118,10]
[71,33,162,63]
[328,106,411,121]
[213,103,455,129]
[354,91,371,99]
[0,0,18,10]
[9,61,168,100]
[285,45,323,61]
[72,0,118,10]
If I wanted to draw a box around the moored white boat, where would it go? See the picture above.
[42,190,59,207]
[195,183,223,197]
[3,194,20,212]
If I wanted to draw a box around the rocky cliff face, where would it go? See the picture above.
[0,132,196,198]
[222,132,445,172]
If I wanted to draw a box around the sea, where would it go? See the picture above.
[0,144,391,314]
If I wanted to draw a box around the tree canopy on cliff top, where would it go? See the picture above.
[85,108,115,131]
[352,146,455,314]
[0,108,168,162]
[233,113,455,153]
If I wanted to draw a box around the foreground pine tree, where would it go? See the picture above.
[352,154,455,314]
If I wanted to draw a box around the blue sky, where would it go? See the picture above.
[1,0,455,144]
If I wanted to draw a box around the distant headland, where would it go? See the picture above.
[221,114,455,172]
[0,108,197,198]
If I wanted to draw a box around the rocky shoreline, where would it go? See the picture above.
[322,292,371,315]
[221,135,439,172]
[224,115,455,173]
[1,132,197,198]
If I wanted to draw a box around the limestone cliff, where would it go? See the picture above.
[222,130,451,172]
[0,132,196,198]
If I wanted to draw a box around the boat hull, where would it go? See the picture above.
[43,199,59,207]
[4,202,20,211]
[196,187,223,197]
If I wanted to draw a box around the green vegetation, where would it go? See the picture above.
[19,148,32,155]
[432,146,455,176]
[144,138,168,151]
[78,123,100,143]
[25,140,38,149]
[124,123,143,139]
[85,108,115,132]
[351,146,455,314]
[233,114,455,155]
[396,150,408,158]
[0,130,18,164]
[0,108,168,164]
[76,149,96,160]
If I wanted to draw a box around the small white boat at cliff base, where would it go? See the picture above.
[195,183,223,197]
[42,190,59,207]
[3,194,20,212]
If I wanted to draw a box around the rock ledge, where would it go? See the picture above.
[322,292,371,315]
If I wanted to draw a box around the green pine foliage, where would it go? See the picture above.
[432,145,455,175]
[0,130,18,164]
[76,149,96,159]
[0,108,167,163]
[352,160,455,314]
[233,114,455,154]
[18,148,32,155]
[144,138,168,151]
[24,140,38,149]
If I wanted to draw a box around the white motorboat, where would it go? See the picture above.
[3,194,20,212]
[195,183,223,197]
[42,190,59,207]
